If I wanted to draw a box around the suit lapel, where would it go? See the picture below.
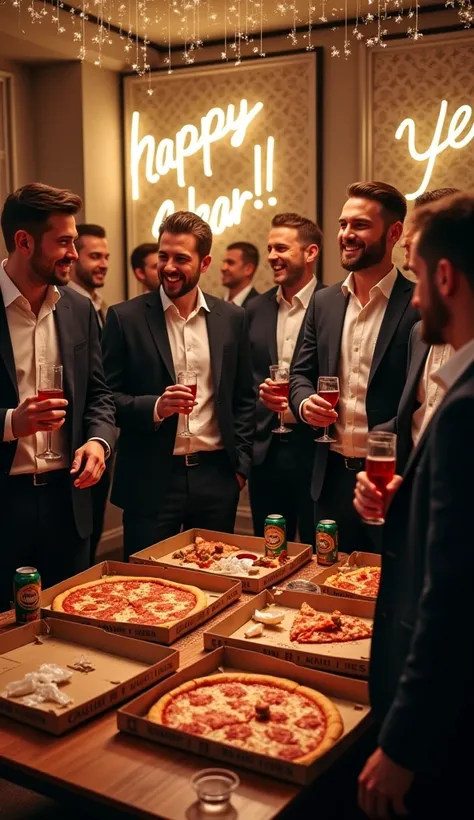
[54,296,74,403]
[405,339,429,405]
[369,272,413,386]
[145,291,176,382]
[328,288,349,376]
[205,296,225,393]
[265,292,279,366]
[0,297,18,399]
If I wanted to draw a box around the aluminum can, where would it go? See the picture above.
[14,566,41,623]
[316,520,339,565]
[264,514,287,559]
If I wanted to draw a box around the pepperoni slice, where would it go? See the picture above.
[202,711,237,730]
[266,727,296,744]
[270,710,288,723]
[225,724,252,741]
[176,721,207,735]
[188,692,213,707]
[295,714,324,730]
[258,689,287,706]
[278,746,304,761]
[220,684,246,698]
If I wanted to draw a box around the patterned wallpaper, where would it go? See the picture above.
[123,53,318,297]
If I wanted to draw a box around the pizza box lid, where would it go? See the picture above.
[129,529,312,593]
[117,645,371,786]
[315,552,382,602]
[0,617,178,735]
[203,590,374,678]
[40,561,242,645]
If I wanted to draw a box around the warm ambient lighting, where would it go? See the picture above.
[395,99,474,200]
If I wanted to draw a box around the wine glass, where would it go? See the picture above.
[364,431,397,525]
[177,370,197,438]
[269,364,292,435]
[37,364,64,461]
[314,376,339,443]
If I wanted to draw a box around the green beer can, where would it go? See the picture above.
[264,514,287,559]
[14,566,41,623]
[316,520,339,565]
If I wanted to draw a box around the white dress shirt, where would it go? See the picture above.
[332,267,398,458]
[223,284,253,307]
[411,343,453,446]
[68,280,105,326]
[276,278,317,425]
[156,287,224,455]
[432,338,474,393]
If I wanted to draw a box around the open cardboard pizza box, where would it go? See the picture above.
[130,528,312,594]
[117,646,372,786]
[315,552,382,602]
[41,561,241,645]
[204,590,374,679]
[0,618,178,735]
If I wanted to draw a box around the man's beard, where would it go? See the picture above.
[340,233,388,272]
[421,277,450,345]
[161,270,200,299]
[31,250,71,285]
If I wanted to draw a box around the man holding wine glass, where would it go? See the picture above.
[247,213,324,546]
[355,192,474,820]
[102,211,255,558]
[290,181,418,552]
[0,184,116,612]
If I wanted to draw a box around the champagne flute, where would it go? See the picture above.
[37,364,64,461]
[314,376,339,443]
[364,431,397,525]
[269,364,292,435]
[177,370,197,438]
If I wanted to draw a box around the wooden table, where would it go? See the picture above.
[0,557,357,820]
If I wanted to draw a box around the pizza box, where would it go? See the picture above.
[315,552,382,602]
[40,561,241,645]
[203,590,374,679]
[117,646,372,786]
[130,528,312,593]
[0,617,178,735]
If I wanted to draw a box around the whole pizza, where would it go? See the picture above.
[52,576,207,627]
[148,672,343,763]
[323,566,381,598]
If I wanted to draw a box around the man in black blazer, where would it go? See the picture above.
[0,184,116,610]
[355,192,474,819]
[102,211,255,558]
[220,241,259,307]
[290,182,418,552]
[247,213,324,545]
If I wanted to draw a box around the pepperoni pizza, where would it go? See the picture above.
[323,566,381,598]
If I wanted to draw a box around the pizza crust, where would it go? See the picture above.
[293,685,344,764]
[51,575,208,627]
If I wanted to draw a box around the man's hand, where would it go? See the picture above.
[358,747,414,820]
[11,396,68,439]
[259,379,288,414]
[70,440,106,489]
[301,394,338,428]
[156,385,197,418]
[236,473,246,491]
[354,471,403,521]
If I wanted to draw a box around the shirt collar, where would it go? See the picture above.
[226,284,253,307]
[276,277,317,309]
[68,279,103,310]
[1,259,60,309]
[341,266,397,301]
[432,339,474,392]
[160,285,210,316]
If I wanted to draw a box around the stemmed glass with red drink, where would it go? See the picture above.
[364,431,397,525]
[37,364,64,461]
[315,376,339,443]
[269,364,292,435]
[177,370,197,438]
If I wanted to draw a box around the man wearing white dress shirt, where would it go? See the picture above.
[290,182,419,552]
[0,184,115,610]
[221,242,259,307]
[102,211,255,557]
[68,223,109,329]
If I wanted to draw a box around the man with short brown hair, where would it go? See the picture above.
[131,242,159,292]
[221,241,259,306]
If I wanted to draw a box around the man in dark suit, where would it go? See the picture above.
[355,192,474,819]
[102,211,255,559]
[220,242,259,307]
[247,213,324,545]
[0,184,116,610]
[290,181,418,553]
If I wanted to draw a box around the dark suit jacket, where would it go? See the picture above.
[241,286,260,308]
[0,288,116,539]
[370,359,474,775]
[247,282,325,466]
[101,289,255,514]
[289,271,419,500]
[375,321,429,473]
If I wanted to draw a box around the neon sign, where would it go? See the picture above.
[395,99,474,200]
[130,100,277,236]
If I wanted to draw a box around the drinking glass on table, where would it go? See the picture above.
[364,431,397,525]
[314,376,339,443]
[269,364,292,435]
[37,364,64,461]
[177,370,197,438]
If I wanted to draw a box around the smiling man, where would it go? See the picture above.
[290,181,419,552]
[0,183,115,609]
[102,211,255,558]
[220,241,259,306]
[69,223,110,329]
